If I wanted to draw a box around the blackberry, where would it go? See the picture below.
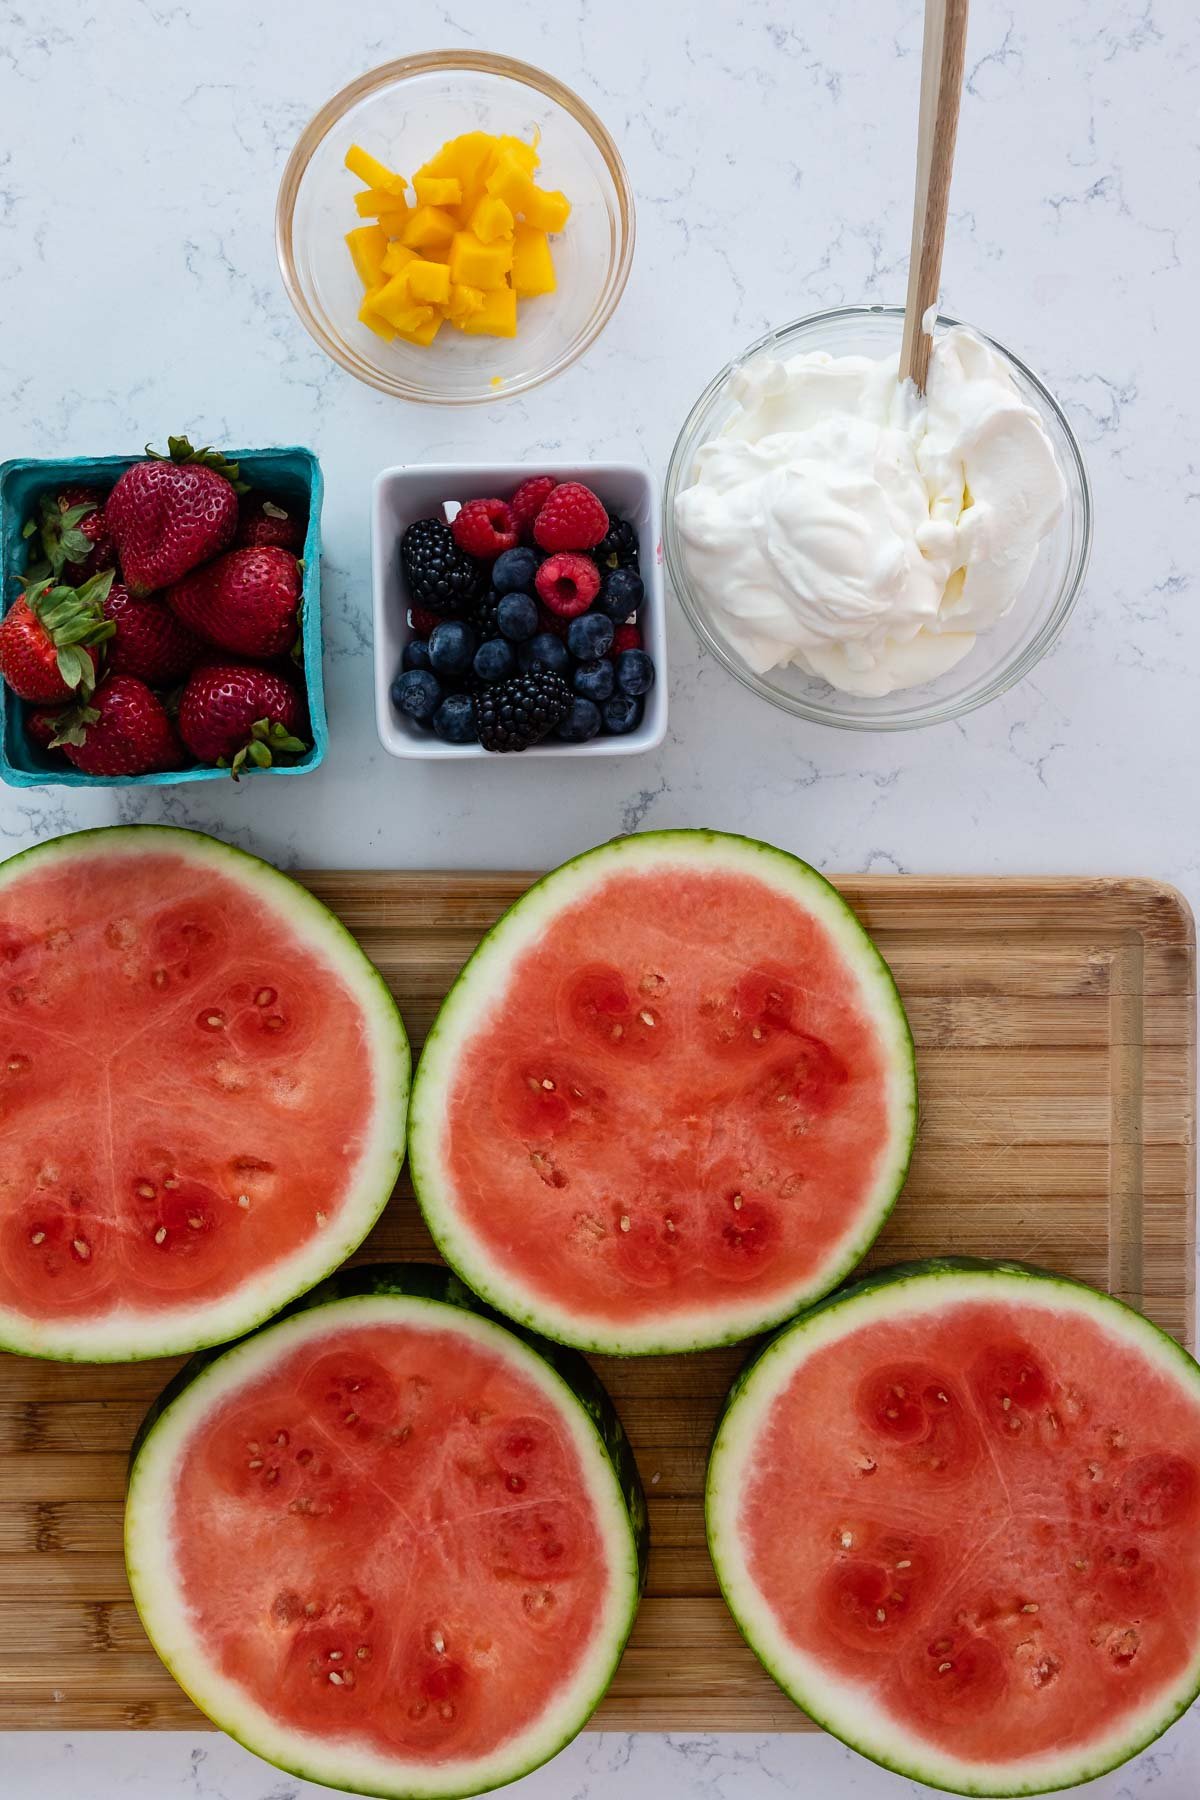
[474,668,571,753]
[593,514,640,573]
[400,518,485,615]
[469,589,502,639]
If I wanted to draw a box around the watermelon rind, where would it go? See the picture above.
[125,1262,646,1800]
[706,1258,1200,1796]
[408,829,917,1355]
[0,825,411,1362]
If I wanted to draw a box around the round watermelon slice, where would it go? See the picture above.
[409,830,916,1354]
[707,1259,1200,1795]
[0,825,409,1361]
[126,1263,646,1800]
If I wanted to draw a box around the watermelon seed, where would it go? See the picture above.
[751,1027,763,1040]
[328,1671,344,1686]
[1021,1603,1039,1614]
[665,1218,676,1234]
[328,1650,343,1660]
[1046,1411,1061,1432]
[440,1703,455,1720]
[507,1474,524,1491]
[255,988,276,1007]
[248,1459,263,1470]
[356,1645,370,1660]
[246,1439,260,1453]
[344,1412,358,1425]
[136,1183,155,1199]
[731,1194,743,1211]
[896,1559,910,1569]
[934,1392,949,1405]
[541,1078,555,1091]
[203,1013,225,1030]
[72,1237,89,1259]
[152,968,168,988]
[265,1015,285,1031]
[611,1025,623,1040]
[431,1630,445,1654]
[1001,1396,1012,1411]
[154,1227,167,1245]
[29,1230,45,1246]
[855,1453,877,1475]
[237,1194,250,1208]
[840,1532,853,1549]
[639,1010,656,1027]
[525,1077,541,1092]
[316,1210,327,1227]
[409,1701,428,1720]
[1088,1462,1102,1481]
[1008,1418,1021,1432]
[619,1215,631,1233]
[304,1601,317,1615]
[274,1431,288,1446]
[938,1661,953,1674]
[6,1053,29,1073]
[265,1468,280,1485]
[875,1608,887,1623]
[1073,1557,1087,1569]
[164,1178,179,1190]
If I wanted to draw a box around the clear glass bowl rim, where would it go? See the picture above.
[275,50,636,406]
[662,303,1093,731]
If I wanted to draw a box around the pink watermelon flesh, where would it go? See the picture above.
[741,1297,1200,1765]
[444,866,894,1326]
[0,850,376,1329]
[170,1320,611,1762]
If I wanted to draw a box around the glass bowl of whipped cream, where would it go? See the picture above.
[664,304,1091,729]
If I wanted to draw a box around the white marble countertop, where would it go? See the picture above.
[2,0,1197,1794]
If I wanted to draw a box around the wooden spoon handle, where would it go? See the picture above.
[899,0,970,391]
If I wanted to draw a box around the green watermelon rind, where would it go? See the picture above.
[125,1261,646,1800]
[0,825,411,1363]
[408,829,917,1356]
[706,1257,1200,1797]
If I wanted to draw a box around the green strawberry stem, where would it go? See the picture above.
[24,569,117,696]
[35,496,100,575]
[146,434,250,495]
[224,717,309,781]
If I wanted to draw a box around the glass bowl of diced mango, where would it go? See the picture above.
[276,52,635,406]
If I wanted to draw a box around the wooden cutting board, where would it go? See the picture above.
[0,873,1193,1732]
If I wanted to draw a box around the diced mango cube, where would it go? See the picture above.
[344,144,406,197]
[495,133,539,175]
[485,152,535,214]
[358,285,397,340]
[382,241,417,276]
[377,206,411,237]
[470,194,514,244]
[522,186,571,234]
[447,282,486,325]
[345,224,388,288]
[353,188,398,218]
[397,310,444,347]
[405,258,452,304]
[448,229,512,289]
[367,274,435,332]
[401,205,458,250]
[459,284,518,338]
[511,224,556,298]
[420,131,493,188]
[413,175,463,207]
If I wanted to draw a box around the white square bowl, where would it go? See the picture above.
[372,461,666,759]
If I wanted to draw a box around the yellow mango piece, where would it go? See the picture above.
[345,224,388,288]
[485,152,535,214]
[397,311,444,347]
[459,284,518,338]
[495,133,539,175]
[382,241,417,276]
[511,224,556,298]
[470,194,514,244]
[447,282,486,325]
[401,205,458,250]
[420,131,493,188]
[377,206,411,236]
[413,174,463,207]
[523,186,571,233]
[405,258,452,304]
[358,285,397,340]
[344,144,406,197]
[352,188,399,218]
[448,229,512,289]
[368,274,437,332]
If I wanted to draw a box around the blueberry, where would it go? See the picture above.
[615,648,655,696]
[432,692,478,743]
[567,610,614,661]
[391,668,442,723]
[573,657,615,703]
[496,592,539,642]
[402,638,431,672]
[518,632,571,676]
[602,693,643,735]
[492,545,541,596]
[428,619,477,677]
[555,697,602,743]
[473,636,517,683]
[597,566,644,623]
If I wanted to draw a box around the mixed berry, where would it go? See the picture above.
[392,478,656,752]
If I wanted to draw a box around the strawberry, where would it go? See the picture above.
[166,547,301,658]
[532,482,608,552]
[510,475,557,540]
[0,571,115,702]
[104,583,204,685]
[179,661,308,777]
[25,486,117,585]
[24,705,63,751]
[104,435,246,596]
[51,676,186,776]
[235,494,308,552]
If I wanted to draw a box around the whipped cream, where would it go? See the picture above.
[674,326,1067,697]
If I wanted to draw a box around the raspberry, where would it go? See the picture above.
[535,552,601,619]
[408,605,442,637]
[452,497,518,560]
[610,623,643,657]
[532,482,608,552]
[510,475,558,540]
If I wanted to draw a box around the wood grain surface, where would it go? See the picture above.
[0,872,1193,1733]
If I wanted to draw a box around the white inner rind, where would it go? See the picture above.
[126,1293,641,1800]
[409,830,916,1354]
[0,827,411,1361]
[707,1268,1200,1796]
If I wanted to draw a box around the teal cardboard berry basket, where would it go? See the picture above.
[0,446,326,787]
